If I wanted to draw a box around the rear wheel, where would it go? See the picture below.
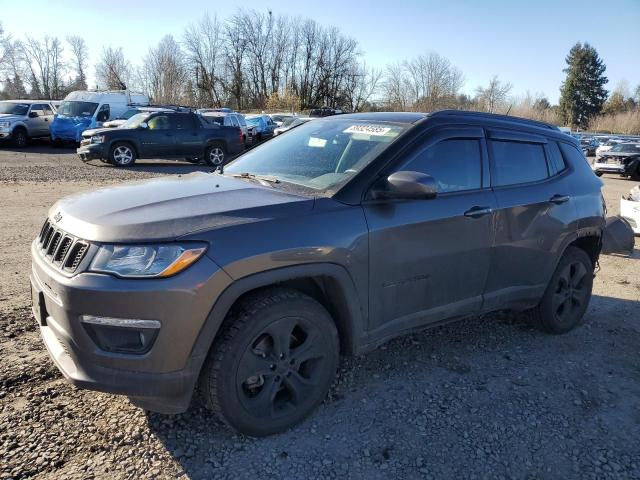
[205,143,226,167]
[13,128,28,148]
[526,247,594,334]
[200,289,339,436]
[109,142,136,167]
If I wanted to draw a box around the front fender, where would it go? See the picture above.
[188,262,366,367]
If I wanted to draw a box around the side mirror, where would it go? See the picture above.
[372,171,438,200]
[139,122,148,129]
[28,111,39,118]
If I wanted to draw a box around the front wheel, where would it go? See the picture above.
[526,247,594,334]
[204,143,226,167]
[200,289,339,436]
[13,129,28,148]
[109,142,136,167]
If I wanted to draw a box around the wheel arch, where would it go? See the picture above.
[109,139,139,158]
[190,263,364,369]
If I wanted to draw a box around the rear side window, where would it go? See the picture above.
[489,140,548,186]
[558,142,589,167]
[175,115,197,129]
[546,141,567,175]
[403,139,482,193]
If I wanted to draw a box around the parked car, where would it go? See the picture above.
[50,90,149,143]
[245,114,276,142]
[102,106,173,128]
[32,110,610,437]
[76,110,243,167]
[595,138,622,159]
[199,111,253,147]
[591,143,640,179]
[309,107,343,117]
[620,185,640,235]
[0,100,57,147]
[580,137,599,156]
[273,116,312,135]
[268,113,294,127]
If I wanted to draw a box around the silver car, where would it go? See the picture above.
[0,100,57,147]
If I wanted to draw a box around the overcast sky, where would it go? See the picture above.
[1,0,638,103]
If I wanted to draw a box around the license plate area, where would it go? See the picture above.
[31,283,48,326]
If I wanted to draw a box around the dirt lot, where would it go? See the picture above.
[1,143,639,479]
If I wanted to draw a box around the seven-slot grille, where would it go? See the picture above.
[38,219,89,272]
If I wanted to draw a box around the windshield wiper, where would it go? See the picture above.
[230,172,280,185]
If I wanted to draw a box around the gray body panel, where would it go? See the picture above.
[30,111,606,413]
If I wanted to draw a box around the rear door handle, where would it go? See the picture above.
[549,194,570,204]
[464,206,493,218]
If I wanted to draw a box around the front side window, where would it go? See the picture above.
[489,140,548,186]
[147,115,171,130]
[402,139,482,193]
[30,104,47,116]
[225,119,409,193]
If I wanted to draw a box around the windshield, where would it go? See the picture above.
[225,119,409,193]
[280,117,298,128]
[58,101,98,118]
[120,109,140,120]
[271,115,292,123]
[121,112,151,129]
[0,102,29,115]
[611,143,640,153]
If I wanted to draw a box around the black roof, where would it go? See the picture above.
[326,110,562,132]
[335,112,427,124]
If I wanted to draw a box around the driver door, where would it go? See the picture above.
[363,127,496,336]
[140,114,175,158]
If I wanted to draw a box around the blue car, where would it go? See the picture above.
[245,115,276,142]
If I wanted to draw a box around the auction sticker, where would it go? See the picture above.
[343,125,391,136]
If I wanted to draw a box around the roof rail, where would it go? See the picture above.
[429,109,560,131]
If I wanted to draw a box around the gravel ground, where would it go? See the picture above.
[1,143,639,479]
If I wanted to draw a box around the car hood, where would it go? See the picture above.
[81,127,113,137]
[48,172,314,242]
[0,114,24,122]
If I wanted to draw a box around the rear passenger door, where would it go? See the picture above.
[173,114,201,156]
[482,130,577,312]
[365,127,496,336]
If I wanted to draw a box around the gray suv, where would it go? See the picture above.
[0,100,57,147]
[31,111,606,436]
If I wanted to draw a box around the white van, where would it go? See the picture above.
[50,90,150,142]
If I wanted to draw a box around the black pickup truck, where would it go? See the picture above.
[77,111,244,167]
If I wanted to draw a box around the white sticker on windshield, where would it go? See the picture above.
[343,125,391,136]
[308,137,327,148]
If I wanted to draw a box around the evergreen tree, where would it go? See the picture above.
[559,42,608,129]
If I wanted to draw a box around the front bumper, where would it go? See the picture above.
[77,143,106,161]
[592,161,624,174]
[30,239,232,413]
[0,128,14,139]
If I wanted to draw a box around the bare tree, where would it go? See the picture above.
[20,36,66,99]
[140,35,188,104]
[183,13,226,107]
[66,35,88,90]
[95,46,130,90]
[475,75,512,113]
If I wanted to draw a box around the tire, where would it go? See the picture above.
[526,247,594,334]
[204,143,226,167]
[12,128,28,148]
[109,142,136,167]
[594,171,603,177]
[200,288,339,437]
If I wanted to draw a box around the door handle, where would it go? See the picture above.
[464,206,493,218]
[549,194,570,205]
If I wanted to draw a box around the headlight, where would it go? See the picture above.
[90,243,207,278]
[0,121,10,128]
[91,135,106,144]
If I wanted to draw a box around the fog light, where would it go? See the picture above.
[80,315,160,354]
